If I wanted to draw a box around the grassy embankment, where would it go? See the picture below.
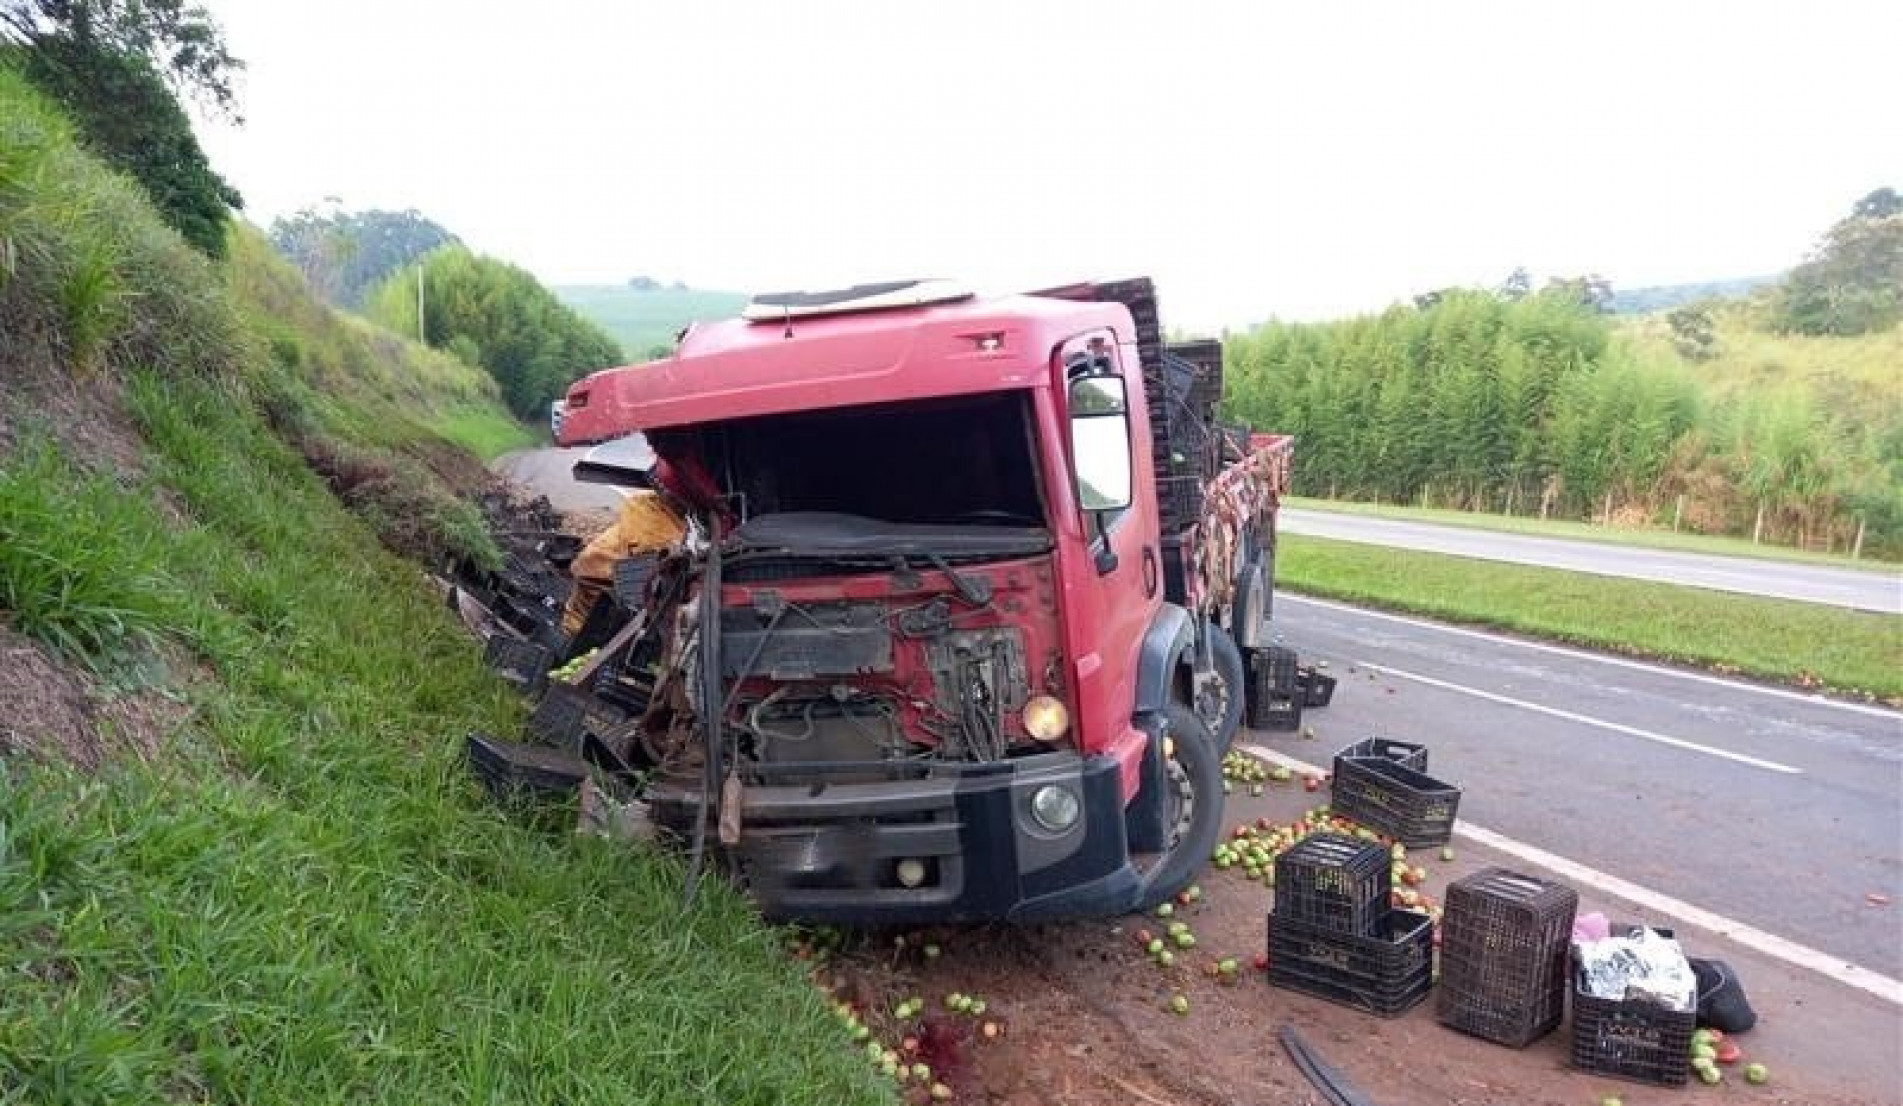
[0,67,887,1106]
[1280,535,1903,701]
[432,404,538,461]
[1284,496,1897,571]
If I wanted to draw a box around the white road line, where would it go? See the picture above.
[1357,661,1803,774]
[1279,593,1903,722]
[1237,743,1903,1007]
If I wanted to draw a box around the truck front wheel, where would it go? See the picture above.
[1132,702,1225,910]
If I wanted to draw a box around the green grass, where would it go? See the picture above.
[1285,496,1900,571]
[1280,534,1903,701]
[554,284,748,358]
[0,65,891,1105]
[0,380,891,1106]
[431,404,538,462]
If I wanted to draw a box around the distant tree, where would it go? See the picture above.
[1499,267,1533,301]
[1852,187,1901,220]
[1667,304,1717,361]
[1543,274,1615,313]
[270,207,460,307]
[12,35,239,256]
[1779,188,1903,336]
[0,0,242,117]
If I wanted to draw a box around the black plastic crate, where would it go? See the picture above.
[1246,646,1302,731]
[612,554,658,610]
[1159,533,1193,603]
[466,732,587,802]
[1264,960,1433,1018]
[1266,909,1435,1018]
[1271,833,1391,935]
[596,649,659,717]
[483,635,552,697]
[1438,868,1580,1047]
[1157,476,1203,529]
[1297,666,1337,708]
[1331,737,1428,782]
[528,684,628,750]
[1570,977,1696,1086]
[1331,756,1462,847]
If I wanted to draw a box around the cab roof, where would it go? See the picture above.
[558,289,1133,442]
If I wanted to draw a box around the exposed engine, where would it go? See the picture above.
[710,557,1061,780]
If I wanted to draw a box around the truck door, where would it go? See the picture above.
[1054,330,1163,762]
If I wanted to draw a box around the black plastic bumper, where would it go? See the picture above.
[650,751,1144,924]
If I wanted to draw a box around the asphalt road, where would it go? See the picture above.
[493,445,629,513]
[1280,507,1903,614]
[1257,592,1903,979]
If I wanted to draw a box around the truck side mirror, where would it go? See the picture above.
[1068,374,1133,513]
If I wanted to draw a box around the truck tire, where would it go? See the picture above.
[1132,701,1224,911]
[1231,553,1273,648]
[1196,622,1245,754]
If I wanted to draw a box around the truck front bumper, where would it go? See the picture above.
[649,751,1143,924]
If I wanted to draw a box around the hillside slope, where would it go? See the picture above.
[0,68,885,1106]
[1606,274,1778,314]
[554,284,748,358]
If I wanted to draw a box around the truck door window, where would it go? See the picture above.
[1068,374,1133,514]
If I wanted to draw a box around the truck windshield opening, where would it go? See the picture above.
[716,391,1045,528]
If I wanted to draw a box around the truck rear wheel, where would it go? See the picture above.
[1231,555,1269,649]
[1132,702,1224,911]
[1196,622,1245,754]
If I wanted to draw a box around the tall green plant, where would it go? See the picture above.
[365,248,625,420]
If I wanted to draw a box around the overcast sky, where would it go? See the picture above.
[195,1,1900,331]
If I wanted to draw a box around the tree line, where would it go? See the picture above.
[2,0,241,257]
[1222,191,1903,557]
[364,248,625,421]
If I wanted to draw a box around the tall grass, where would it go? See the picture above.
[432,404,537,462]
[0,66,242,380]
[0,443,177,663]
[0,381,890,1104]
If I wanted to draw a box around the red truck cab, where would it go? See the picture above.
[560,279,1288,923]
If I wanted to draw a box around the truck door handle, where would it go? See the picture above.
[1141,546,1158,597]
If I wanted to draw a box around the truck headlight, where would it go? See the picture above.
[1029,784,1081,832]
[1022,695,1070,742]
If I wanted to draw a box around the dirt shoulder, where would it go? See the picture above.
[801,771,1899,1106]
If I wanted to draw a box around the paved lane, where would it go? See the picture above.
[1253,592,1903,977]
[1279,507,1903,613]
[493,446,630,513]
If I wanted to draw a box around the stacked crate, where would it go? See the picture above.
[1246,645,1303,731]
[1331,740,1463,848]
[1082,277,1212,535]
[1266,834,1435,1016]
[1437,868,1579,1047]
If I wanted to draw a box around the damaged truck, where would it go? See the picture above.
[499,277,1290,924]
